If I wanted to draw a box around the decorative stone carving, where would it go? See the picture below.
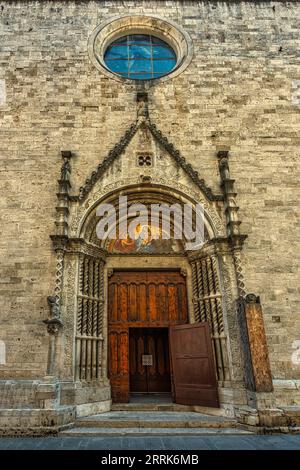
[140,175,152,183]
[233,249,246,298]
[76,118,223,203]
[218,252,245,382]
[148,121,223,201]
[217,150,247,298]
[75,255,106,381]
[190,252,230,381]
[69,175,225,244]
[78,122,139,201]
[136,89,149,118]
[180,268,187,277]
[43,296,63,336]
[60,151,72,182]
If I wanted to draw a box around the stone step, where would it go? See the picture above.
[112,403,194,412]
[61,426,252,437]
[74,411,237,429]
[111,403,227,416]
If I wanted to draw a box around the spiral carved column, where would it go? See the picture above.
[75,254,105,382]
[190,253,230,381]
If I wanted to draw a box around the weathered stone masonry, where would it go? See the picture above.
[0,1,300,433]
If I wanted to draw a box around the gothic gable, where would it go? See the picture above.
[77,118,223,202]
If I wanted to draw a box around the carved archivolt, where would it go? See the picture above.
[69,179,225,242]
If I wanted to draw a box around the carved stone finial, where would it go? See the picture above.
[217,150,230,182]
[137,90,149,118]
[217,150,229,160]
[47,296,60,318]
[61,150,72,159]
[43,296,63,335]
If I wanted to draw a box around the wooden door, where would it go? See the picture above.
[108,270,188,402]
[169,323,219,407]
[129,328,171,393]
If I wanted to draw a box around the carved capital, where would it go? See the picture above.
[180,268,187,277]
[44,296,63,335]
[230,234,248,249]
[43,317,63,335]
[50,234,69,252]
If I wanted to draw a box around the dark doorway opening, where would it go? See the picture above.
[129,328,171,395]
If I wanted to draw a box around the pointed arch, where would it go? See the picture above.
[77,118,223,203]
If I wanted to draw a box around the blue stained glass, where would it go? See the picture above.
[105,45,128,60]
[130,73,153,80]
[152,44,175,59]
[105,60,128,74]
[129,44,151,59]
[129,60,151,73]
[153,59,176,74]
[104,34,176,80]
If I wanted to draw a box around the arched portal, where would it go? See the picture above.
[72,184,231,405]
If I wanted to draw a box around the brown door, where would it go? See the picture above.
[129,328,171,393]
[169,322,219,407]
[108,270,188,402]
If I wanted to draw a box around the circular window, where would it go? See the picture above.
[88,15,193,84]
[104,35,177,80]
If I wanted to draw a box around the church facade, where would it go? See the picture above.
[0,0,300,434]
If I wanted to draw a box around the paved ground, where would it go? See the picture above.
[0,435,299,450]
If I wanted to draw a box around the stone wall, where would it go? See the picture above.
[0,1,299,387]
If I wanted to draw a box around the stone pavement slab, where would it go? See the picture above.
[0,435,299,450]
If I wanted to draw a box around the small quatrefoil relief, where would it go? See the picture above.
[137,154,153,167]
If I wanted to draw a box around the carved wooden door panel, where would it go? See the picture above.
[108,329,129,403]
[108,270,188,403]
[169,322,219,407]
[129,328,171,393]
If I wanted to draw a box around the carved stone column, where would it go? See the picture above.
[45,151,73,376]
[52,151,73,305]
[43,296,63,376]
[69,241,107,382]
[217,151,273,395]
[189,244,230,381]
[217,150,247,298]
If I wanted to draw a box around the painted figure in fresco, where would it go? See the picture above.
[107,222,182,254]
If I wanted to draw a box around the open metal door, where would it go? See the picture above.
[169,322,219,407]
